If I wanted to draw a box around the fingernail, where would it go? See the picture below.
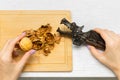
[22,32,26,36]
[87,45,90,49]
[30,49,36,54]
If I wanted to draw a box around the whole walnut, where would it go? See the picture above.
[19,37,33,51]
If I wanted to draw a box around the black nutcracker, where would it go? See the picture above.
[57,18,105,50]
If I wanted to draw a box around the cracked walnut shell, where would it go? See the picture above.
[17,24,61,56]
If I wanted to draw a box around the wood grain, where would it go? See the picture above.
[0,10,72,71]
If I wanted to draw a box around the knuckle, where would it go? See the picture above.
[109,30,115,35]
[110,30,114,33]
[94,28,99,30]
[6,39,14,44]
[117,34,120,37]
[103,29,109,32]
[99,57,107,64]
[99,57,105,63]
[108,40,119,47]
[1,56,7,62]
[1,56,11,62]
[7,39,13,42]
[94,28,104,34]
[116,39,120,45]
[10,38,17,45]
[109,41,114,46]
[94,28,101,31]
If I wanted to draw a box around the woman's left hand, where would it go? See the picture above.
[0,32,36,80]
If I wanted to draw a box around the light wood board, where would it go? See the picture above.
[0,10,72,71]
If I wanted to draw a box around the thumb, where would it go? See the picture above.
[18,49,36,69]
[88,45,105,62]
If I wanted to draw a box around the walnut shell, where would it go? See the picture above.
[45,33,55,44]
[19,37,33,51]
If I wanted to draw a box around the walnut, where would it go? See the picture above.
[19,37,33,51]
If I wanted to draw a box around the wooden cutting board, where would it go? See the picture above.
[0,10,72,71]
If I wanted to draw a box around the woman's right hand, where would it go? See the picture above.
[88,28,120,79]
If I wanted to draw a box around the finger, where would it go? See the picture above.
[17,50,36,69]
[118,34,120,38]
[117,34,120,37]
[88,45,105,63]
[2,32,26,59]
[103,30,119,44]
[13,32,26,45]
[7,32,26,53]
[94,28,112,43]
[0,39,13,56]
[103,29,118,40]
[116,33,120,39]
[107,30,118,39]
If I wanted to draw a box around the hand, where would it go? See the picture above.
[0,32,36,80]
[88,28,120,79]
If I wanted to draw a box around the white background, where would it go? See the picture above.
[0,0,120,80]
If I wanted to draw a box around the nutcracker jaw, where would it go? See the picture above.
[60,18,84,32]
[60,18,75,30]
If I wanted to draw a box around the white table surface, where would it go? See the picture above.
[0,0,120,77]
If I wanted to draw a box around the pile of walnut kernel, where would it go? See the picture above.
[19,24,61,56]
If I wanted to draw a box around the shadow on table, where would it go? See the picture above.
[19,77,117,80]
